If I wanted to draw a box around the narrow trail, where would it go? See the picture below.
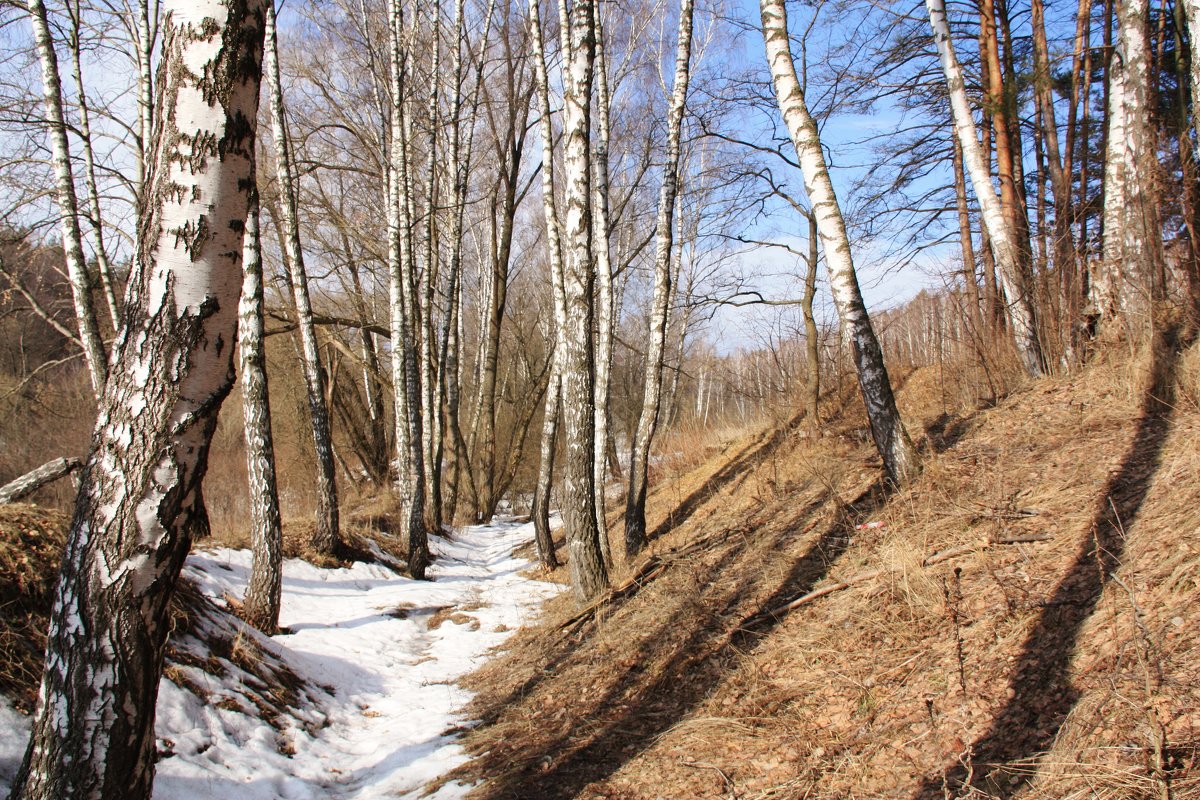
[148,517,559,800]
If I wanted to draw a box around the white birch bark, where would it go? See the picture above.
[530,0,568,570]
[926,0,1045,377]
[264,0,340,554]
[238,193,283,634]
[8,2,265,795]
[557,0,609,602]
[28,0,108,399]
[67,1,120,330]
[590,0,615,564]
[388,0,428,577]
[419,0,442,531]
[763,0,921,484]
[1100,0,1162,325]
[624,0,695,557]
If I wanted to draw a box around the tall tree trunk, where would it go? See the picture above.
[624,0,695,558]
[928,0,1046,376]
[7,2,265,795]
[264,0,340,554]
[762,0,922,485]
[28,0,108,399]
[558,0,609,602]
[67,0,121,331]
[529,0,568,569]
[1098,0,1163,328]
[802,210,821,437]
[388,0,428,577]
[951,135,984,336]
[591,0,615,564]
[239,192,283,635]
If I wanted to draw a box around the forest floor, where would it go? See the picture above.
[442,332,1200,799]
[0,513,558,799]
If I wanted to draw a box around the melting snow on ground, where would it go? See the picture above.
[0,517,560,799]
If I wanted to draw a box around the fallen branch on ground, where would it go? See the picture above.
[0,456,83,504]
[742,533,1051,628]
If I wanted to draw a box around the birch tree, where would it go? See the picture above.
[926,0,1045,377]
[530,0,566,570]
[27,0,108,399]
[7,0,266,794]
[623,0,695,558]
[239,191,283,634]
[761,0,921,485]
[557,0,609,601]
[1098,0,1164,325]
[387,0,429,577]
[265,0,341,554]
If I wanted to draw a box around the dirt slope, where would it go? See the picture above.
[448,338,1200,799]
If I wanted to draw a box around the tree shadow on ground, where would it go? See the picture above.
[647,410,804,541]
[913,321,1193,799]
[466,477,891,800]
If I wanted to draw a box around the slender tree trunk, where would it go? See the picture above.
[239,193,283,635]
[558,0,609,601]
[591,0,616,564]
[802,211,821,437]
[951,135,984,336]
[28,0,108,399]
[762,0,921,485]
[624,0,695,558]
[265,0,340,554]
[928,0,1045,376]
[7,2,265,795]
[67,0,121,331]
[388,0,428,577]
[529,0,569,569]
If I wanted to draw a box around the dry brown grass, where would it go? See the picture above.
[441,335,1200,800]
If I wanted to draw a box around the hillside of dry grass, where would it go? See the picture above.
[443,332,1200,800]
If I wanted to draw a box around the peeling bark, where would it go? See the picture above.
[239,193,282,634]
[8,1,265,795]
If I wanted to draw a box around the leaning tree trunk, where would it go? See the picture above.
[239,193,283,635]
[557,0,609,602]
[624,0,695,558]
[926,0,1045,377]
[264,0,340,554]
[28,0,107,399]
[762,0,921,486]
[7,2,265,796]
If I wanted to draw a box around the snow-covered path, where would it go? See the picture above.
[0,517,560,800]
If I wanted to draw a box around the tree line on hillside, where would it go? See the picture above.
[0,0,1196,793]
